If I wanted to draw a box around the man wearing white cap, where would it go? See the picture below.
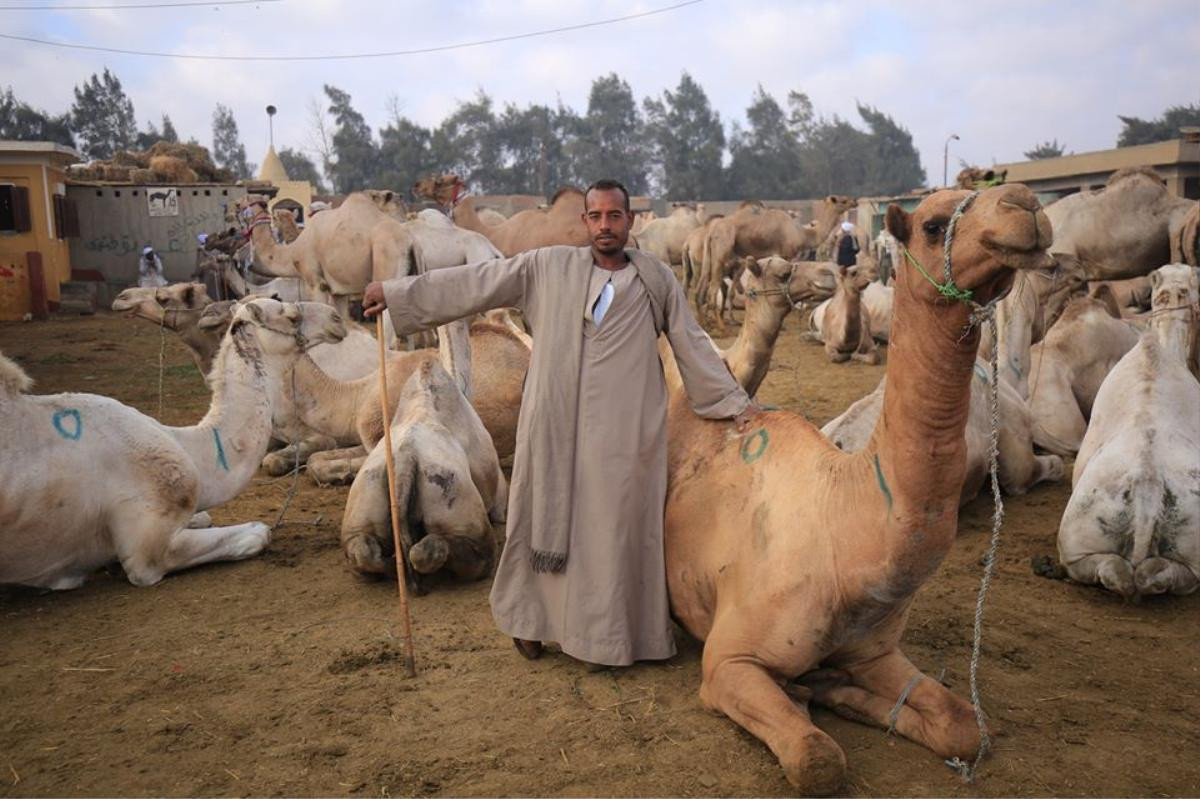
[138,246,167,288]
[835,220,859,268]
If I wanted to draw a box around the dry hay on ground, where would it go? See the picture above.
[0,312,1197,798]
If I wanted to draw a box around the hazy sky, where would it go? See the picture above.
[4,0,1198,187]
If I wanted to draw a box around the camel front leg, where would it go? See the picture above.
[813,648,980,761]
[699,646,846,796]
[118,520,270,587]
[306,446,369,485]
[1134,558,1199,596]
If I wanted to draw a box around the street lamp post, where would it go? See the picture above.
[943,133,959,187]
[266,105,277,149]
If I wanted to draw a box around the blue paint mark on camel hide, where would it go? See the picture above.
[213,428,229,472]
[740,428,769,464]
[874,454,893,512]
[52,409,82,440]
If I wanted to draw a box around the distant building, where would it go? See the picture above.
[0,140,81,320]
[258,145,312,224]
[995,133,1200,201]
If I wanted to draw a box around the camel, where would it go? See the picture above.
[661,184,1056,793]
[340,359,507,587]
[112,286,393,475]
[1089,276,1152,315]
[411,173,465,210]
[807,265,881,364]
[1057,263,1200,597]
[680,214,723,295]
[218,257,304,302]
[712,256,837,395]
[631,209,657,235]
[862,281,894,341]
[0,299,345,590]
[241,192,418,311]
[477,207,508,227]
[452,188,589,256]
[273,207,301,243]
[635,204,705,266]
[1044,167,1197,281]
[696,195,855,329]
[1026,289,1145,457]
[111,282,219,381]
[955,167,1006,190]
[268,321,529,485]
[1171,201,1199,267]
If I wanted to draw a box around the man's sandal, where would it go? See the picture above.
[513,638,544,660]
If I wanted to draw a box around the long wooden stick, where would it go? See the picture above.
[376,314,417,677]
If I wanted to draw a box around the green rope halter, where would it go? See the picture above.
[900,190,981,305]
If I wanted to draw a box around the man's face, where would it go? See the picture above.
[582,189,631,256]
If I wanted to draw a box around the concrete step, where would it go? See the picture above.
[58,281,98,315]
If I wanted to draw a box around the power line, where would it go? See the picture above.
[0,0,702,60]
[0,0,280,9]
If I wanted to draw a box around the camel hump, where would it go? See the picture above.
[550,186,585,204]
[0,351,33,398]
[1106,166,1166,188]
[1087,283,1123,319]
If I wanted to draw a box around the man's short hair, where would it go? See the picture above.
[584,179,630,213]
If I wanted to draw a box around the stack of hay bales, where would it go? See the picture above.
[68,140,235,184]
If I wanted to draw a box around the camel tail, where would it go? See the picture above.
[1128,476,1167,566]
[0,351,32,399]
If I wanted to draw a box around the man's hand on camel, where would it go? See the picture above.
[362,282,386,317]
[734,401,764,433]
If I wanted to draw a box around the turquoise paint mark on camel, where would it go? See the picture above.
[740,428,769,464]
[213,428,229,472]
[874,454,893,512]
[52,409,82,440]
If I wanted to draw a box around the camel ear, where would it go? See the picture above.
[1150,269,1162,290]
[747,257,763,279]
[885,204,911,244]
[183,284,194,306]
[1089,284,1122,319]
[245,302,265,324]
[384,191,395,205]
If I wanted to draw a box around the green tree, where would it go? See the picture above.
[726,85,801,199]
[430,91,504,193]
[492,102,575,196]
[644,72,726,200]
[212,103,253,179]
[70,68,136,159]
[0,86,75,147]
[1117,103,1200,147]
[1023,139,1067,159]
[135,118,161,150]
[278,147,326,193]
[377,105,434,196]
[855,103,925,195]
[568,74,648,194]
[324,84,379,193]
[160,114,179,143]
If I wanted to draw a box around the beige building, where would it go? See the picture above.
[995,133,1200,201]
[258,145,313,223]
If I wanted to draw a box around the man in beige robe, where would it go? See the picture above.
[364,180,757,667]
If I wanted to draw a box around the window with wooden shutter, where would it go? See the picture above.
[11,186,32,233]
[0,185,17,232]
[64,197,80,237]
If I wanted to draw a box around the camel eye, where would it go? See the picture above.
[922,221,945,236]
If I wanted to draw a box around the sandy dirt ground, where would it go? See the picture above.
[1,311,1197,798]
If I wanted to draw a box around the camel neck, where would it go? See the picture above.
[727,296,790,395]
[870,276,980,534]
[294,353,365,442]
[172,328,274,509]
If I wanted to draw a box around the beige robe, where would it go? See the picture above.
[384,246,749,665]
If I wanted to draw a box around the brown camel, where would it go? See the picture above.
[697,195,855,329]
[111,283,216,380]
[680,214,723,295]
[662,184,1054,794]
[1172,201,1199,267]
[452,188,589,256]
[412,173,465,210]
[807,265,881,364]
[272,207,301,243]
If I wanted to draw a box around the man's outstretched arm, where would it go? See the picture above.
[363,252,532,336]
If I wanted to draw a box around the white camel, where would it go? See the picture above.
[0,299,345,589]
[341,359,508,587]
[1026,288,1142,456]
[1057,264,1200,597]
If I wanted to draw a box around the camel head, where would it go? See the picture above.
[824,194,857,215]
[1148,263,1200,366]
[747,256,836,305]
[361,189,408,219]
[197,300,237,333]
[886,183,1053,308]
[111,282,211,330]
[229,299,346,357]
[411,174,464,207]
[836,264,873,296]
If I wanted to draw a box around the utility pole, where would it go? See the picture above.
[266,105,277,149]
[943,133,959,187]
